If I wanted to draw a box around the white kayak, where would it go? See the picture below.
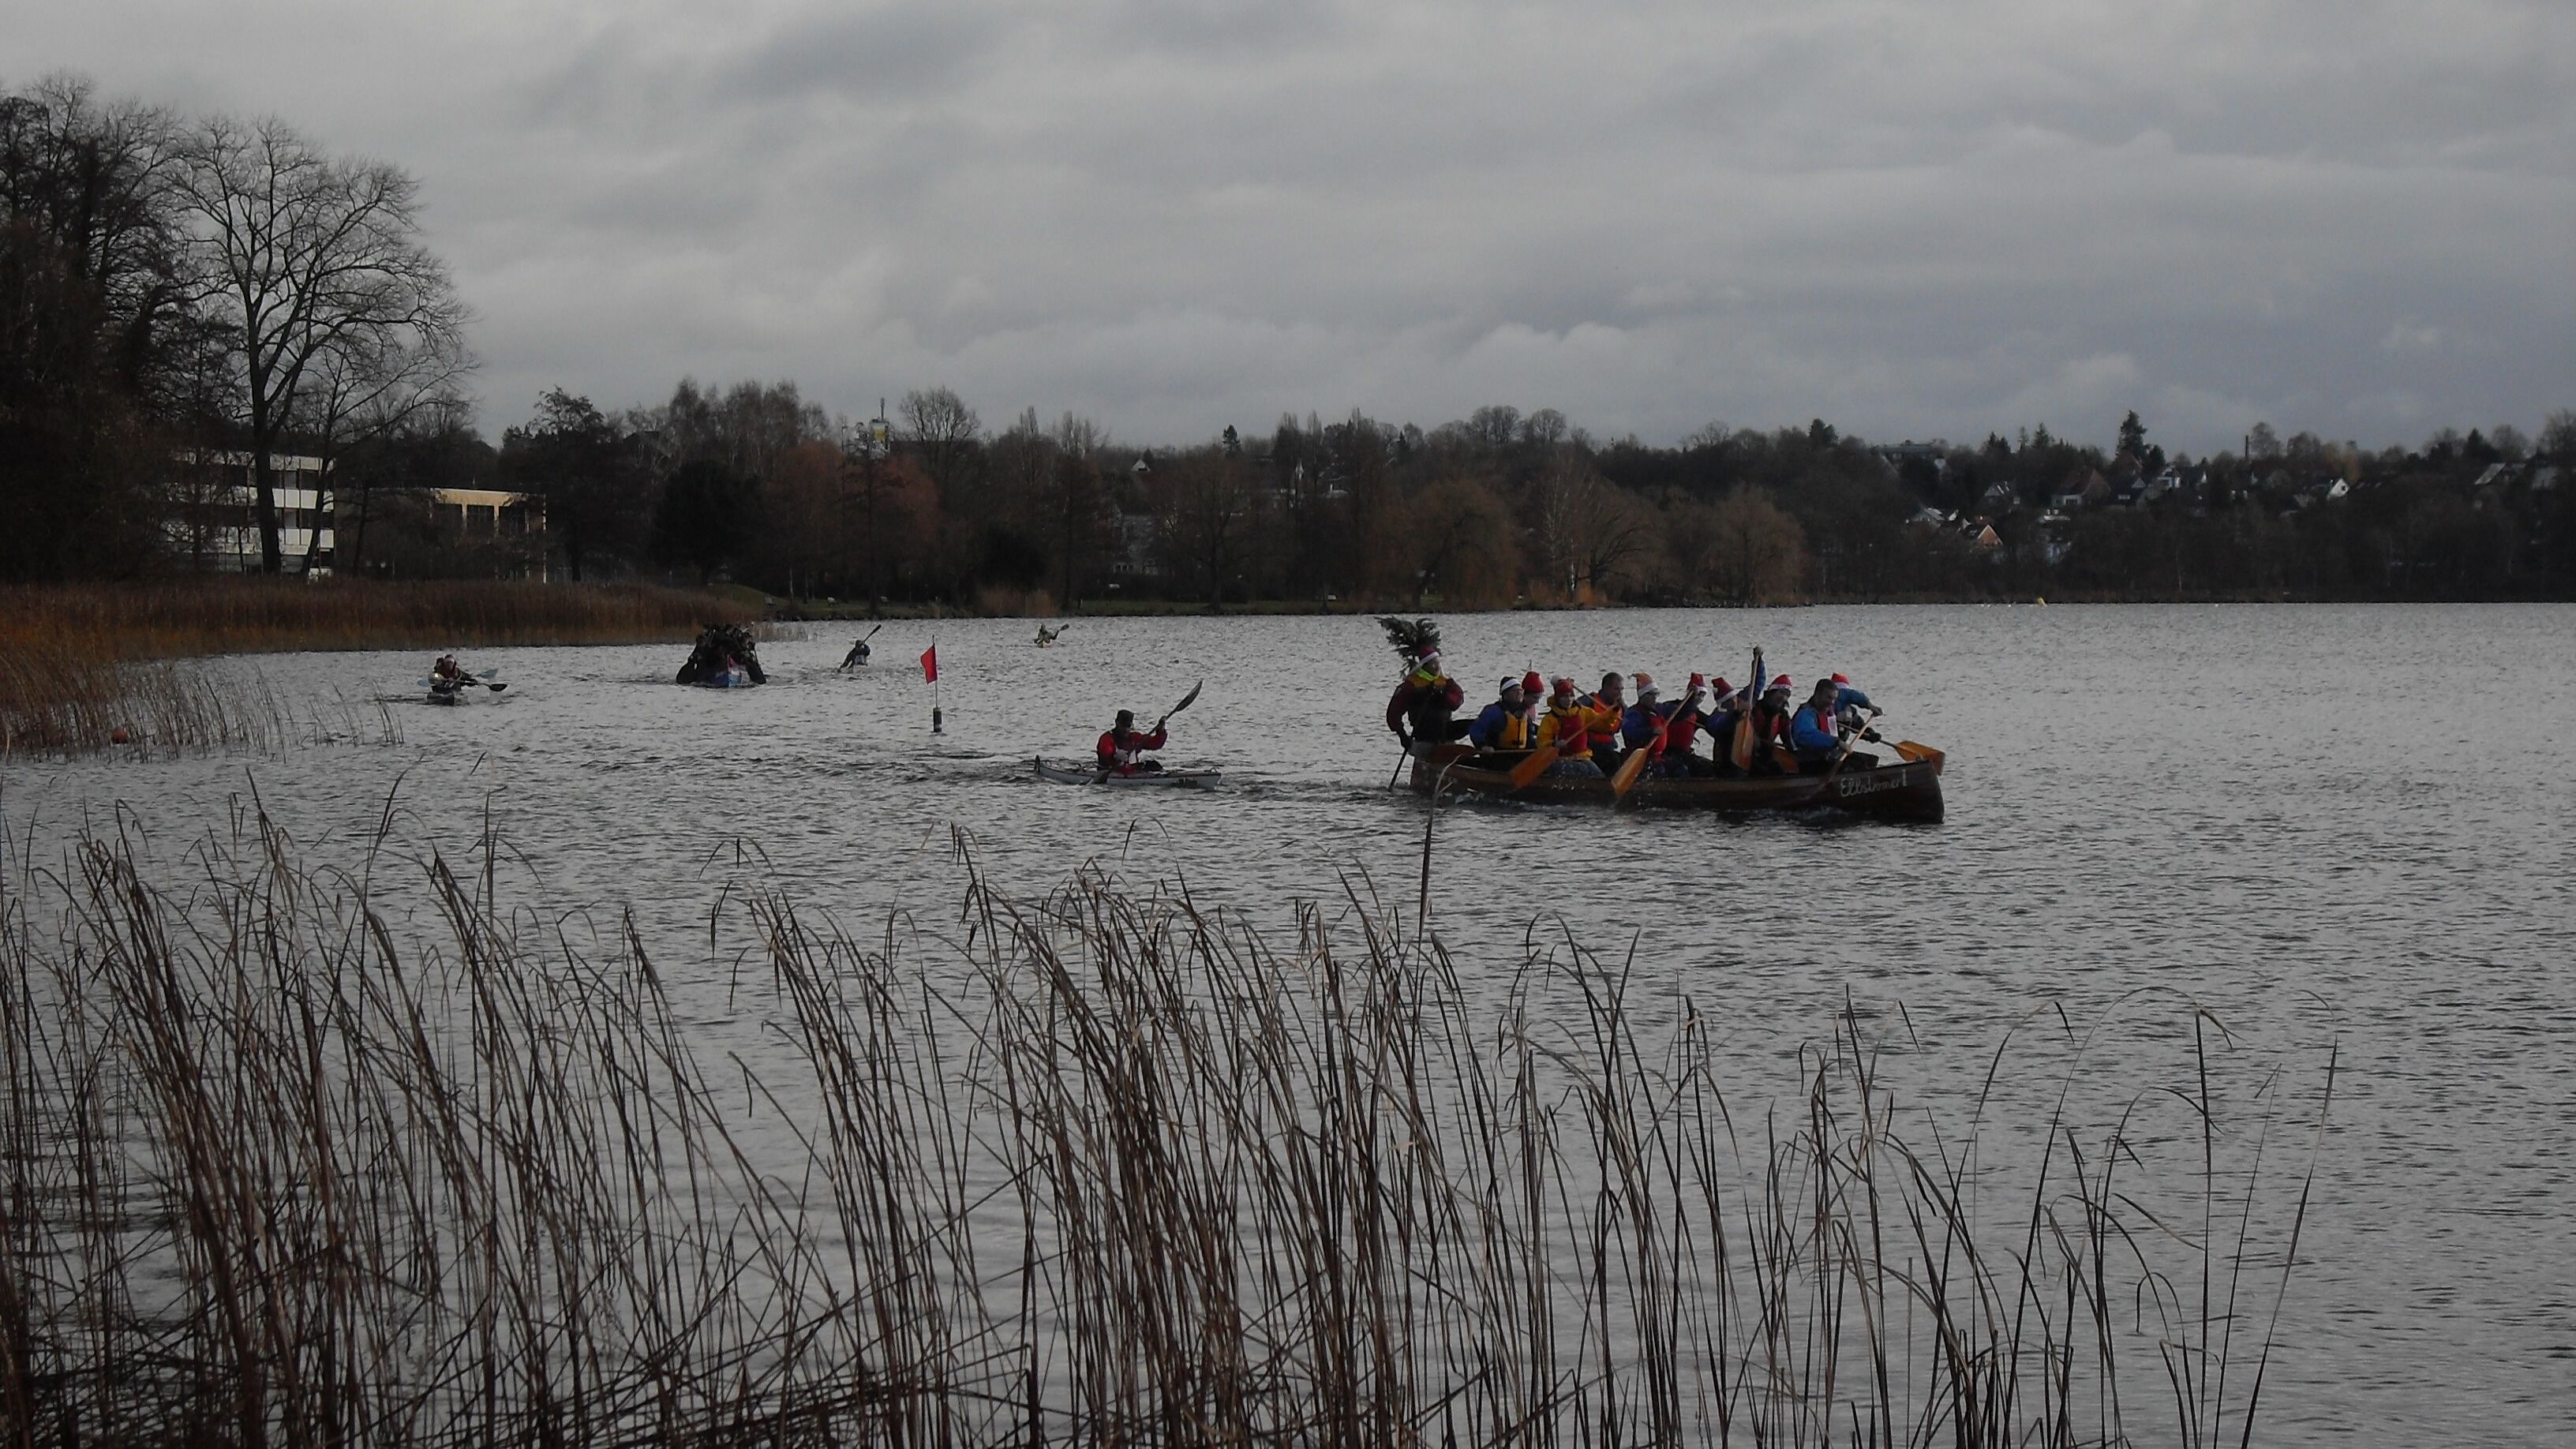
[1034,758,1223,789]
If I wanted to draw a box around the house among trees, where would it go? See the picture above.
[167,451,335,574]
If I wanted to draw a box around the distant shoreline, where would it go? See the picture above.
[16,579,2567,668]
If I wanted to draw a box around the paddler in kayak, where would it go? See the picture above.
[430,653,480,691]
[1095,709,1169,776]
[842,635,871,668]
[1535,677,1607,777]
[1468,676,1537,751]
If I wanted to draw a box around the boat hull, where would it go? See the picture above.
[1035,758,1222,789]
[1407,744,1943,822]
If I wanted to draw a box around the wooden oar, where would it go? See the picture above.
[1609,744,1653,799]
[1611,695,1698,800]
[1507,746,1559,789]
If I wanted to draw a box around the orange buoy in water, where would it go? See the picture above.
[110,726,131,744]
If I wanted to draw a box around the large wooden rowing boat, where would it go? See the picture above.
[1406,743,1945,822]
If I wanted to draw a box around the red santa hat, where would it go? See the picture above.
[1631,672,1654,690]
[1767,675,1793,694]
[1549,676,1578,700]
[1521,671,1544,695]
[1832,672,1852,685]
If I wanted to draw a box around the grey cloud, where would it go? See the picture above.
[21,0,2569,452]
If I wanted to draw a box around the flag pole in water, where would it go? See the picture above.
[922,638,943,733]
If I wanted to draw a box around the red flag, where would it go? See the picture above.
[919,644,938,683]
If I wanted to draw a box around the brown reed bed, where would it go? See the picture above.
[0,815,2333,1447]
[4,578,754,660]
[1,578,745,754]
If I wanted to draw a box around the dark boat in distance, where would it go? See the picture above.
[1406,742,1945,822]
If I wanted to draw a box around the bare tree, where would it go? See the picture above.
[900,384,982,504]
[290,318,473,569]
[1159,447,1253,608]
[1706,488,1809,605]
[173,113,467,572]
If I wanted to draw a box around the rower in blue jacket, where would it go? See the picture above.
[1469,676,1537,749]
[1794,677,1880,773]
[1831,672,1879,730]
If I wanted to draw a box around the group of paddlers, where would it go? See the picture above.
[1378,617,1884,780]
[678,623,768,685]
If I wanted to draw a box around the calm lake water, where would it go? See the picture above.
[7,603,2571,1443]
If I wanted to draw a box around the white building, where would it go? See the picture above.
[169,451,335,573]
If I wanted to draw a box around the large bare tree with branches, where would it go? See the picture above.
[174,114,468,572]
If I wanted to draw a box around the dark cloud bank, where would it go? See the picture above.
[13,0,2571,451]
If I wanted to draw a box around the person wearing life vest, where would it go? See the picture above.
[1619,673,1665,752]
[1649,673,1727,777]
[1576,671,1631,773]
[1095,709,1169,775]
[1469,676,1537,751]
[1740,675,1798,775]
[1792,676,1881,773]
[432,653,467,683]
[1385,648,1470,743]
[1536,676,1607,777]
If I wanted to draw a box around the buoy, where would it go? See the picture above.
[110,726,130,744]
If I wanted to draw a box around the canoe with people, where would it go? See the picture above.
[1379,619,1945,822]
[676,623,766,687]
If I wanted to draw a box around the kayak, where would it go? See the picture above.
[1034,758,1223,789]
[1406,742,1944,822]
[421,674,506,704]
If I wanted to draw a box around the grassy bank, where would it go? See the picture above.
[0,579,754,753]
[6,577,755,659]
[0,814,2331,1446]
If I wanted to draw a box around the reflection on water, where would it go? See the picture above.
[6,603,2571,1445]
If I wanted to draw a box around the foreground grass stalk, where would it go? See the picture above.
[0,819,2330,1447]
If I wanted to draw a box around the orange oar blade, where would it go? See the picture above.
[1610,747,1652,799]
[1508,747,1559,788]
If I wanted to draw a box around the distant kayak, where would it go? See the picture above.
[1034,758,1222,789]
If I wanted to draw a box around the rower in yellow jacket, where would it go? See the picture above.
[1535,677,1608,778]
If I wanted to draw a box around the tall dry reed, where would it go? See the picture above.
[4,578,754,660]
[2,578,739,752]
[0,815,2332,1447]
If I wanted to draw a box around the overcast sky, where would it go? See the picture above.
[13,0,2573,453]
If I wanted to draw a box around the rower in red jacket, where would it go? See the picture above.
[1095,710,1168,775]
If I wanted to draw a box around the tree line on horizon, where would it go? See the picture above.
[379,384,2574,609]
[8,73,2573,605]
